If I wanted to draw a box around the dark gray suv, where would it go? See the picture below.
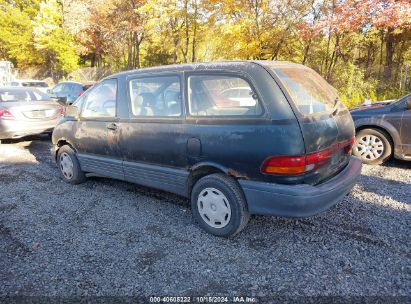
[51,61,362,237]
[351,94,411,165]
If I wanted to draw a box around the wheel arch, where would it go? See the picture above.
[54,138,78,161]
[354,120,400,154]
[356,125,393,143]
[187,162,245,197]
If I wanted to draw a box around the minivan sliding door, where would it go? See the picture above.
[120,74,189,196]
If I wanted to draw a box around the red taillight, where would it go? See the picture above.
[305,148,332,171]
[342,136,355,154]
[261,155,306,175]
[261,136,355,176]
[59,106,65,116]
[261,150,332,176]
[0,109,15,120]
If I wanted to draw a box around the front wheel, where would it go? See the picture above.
[191,173,250,238]
[57,145,86,184]
[353,128,392,165]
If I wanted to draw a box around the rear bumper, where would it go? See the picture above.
[0,119,57,139]
[239,156,362,217]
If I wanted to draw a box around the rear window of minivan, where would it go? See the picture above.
[272,67,339,115]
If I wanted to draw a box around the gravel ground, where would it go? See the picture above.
[0,136,410,300]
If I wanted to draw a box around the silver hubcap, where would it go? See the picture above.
[197,187,231,229]
[59,152,74,179]
[355,135,385,160]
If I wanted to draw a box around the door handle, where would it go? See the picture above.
[107,123,118,131]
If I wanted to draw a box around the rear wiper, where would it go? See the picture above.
[331,97,340,116]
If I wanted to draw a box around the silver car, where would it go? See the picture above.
[0,87,63,140]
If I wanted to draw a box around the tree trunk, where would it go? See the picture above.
[327,34,340,81]
[364,42,373,80]
[324,0,335,74]
[181,0,189,63]
[135,33,144,69]
[302,40,311,65]
[170,17,179,64]
[383,27,395,82]
[393,36,405,87]
[377,29,384,80]
[324,31,332,75]
[91,53,96,67]
[127,33,132,69]
[191,1,198,62]
[271,36,284,60]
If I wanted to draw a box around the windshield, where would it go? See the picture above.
[273,67,339,115]
[392,93,411,106]
[0,88,51,102]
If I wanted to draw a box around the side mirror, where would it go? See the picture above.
[57,96,67,104]
[52,97,66,106]
[65,105,79,118]
[406,98,411,110]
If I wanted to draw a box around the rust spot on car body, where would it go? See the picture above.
[228,168,248,179]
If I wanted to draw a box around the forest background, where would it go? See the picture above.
[1,0,411,107]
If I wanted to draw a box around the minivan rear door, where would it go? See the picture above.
[268,65,355,184]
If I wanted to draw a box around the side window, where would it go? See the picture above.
[129,75,182,117]
[72,84,82,95]
[63,84,74,93]
[188,74,262,117]
[52,84,63,93]
[81,79,117,118]
[400,96,411,111]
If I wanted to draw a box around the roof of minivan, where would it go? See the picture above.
[108,60,309,79]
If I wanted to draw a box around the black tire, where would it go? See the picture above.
[191,173,250,238]
[56,145,86,184]
[353,128,392,165]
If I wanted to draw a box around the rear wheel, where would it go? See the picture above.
[57,145,86,184]
[353,128,392,165]
[191,173,250,238]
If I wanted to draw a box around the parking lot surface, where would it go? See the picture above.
[0,136,410,298]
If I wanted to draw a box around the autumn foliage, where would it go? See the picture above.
[1,0,411,106]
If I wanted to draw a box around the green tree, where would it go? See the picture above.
[0,0,41,66]
[32,0,78,79]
